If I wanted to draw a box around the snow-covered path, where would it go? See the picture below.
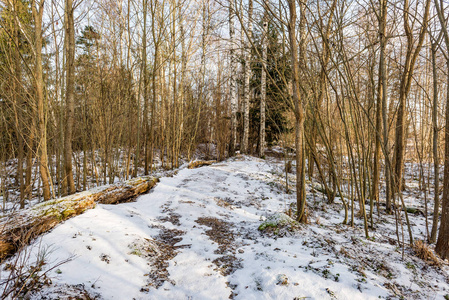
[5,156,449,299]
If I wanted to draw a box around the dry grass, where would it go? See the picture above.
[412,240,441,266]
[1,243,73,299]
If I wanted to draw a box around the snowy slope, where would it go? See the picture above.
[2,155,449,299]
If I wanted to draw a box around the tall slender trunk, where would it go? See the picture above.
[149,0,160,172]
[32,0,51,201]
[170,0,177,169]
[436,59,449,258]
[288,0,306,222]
[371,32,383,216]
[377,0,392,213]
[229,1,237,156]
[241,0,253,154]
[64,0,76,195]
[430,36,440,243]
[142,0,150,175]
[259,11,267,158]
[434,0,449,258]
[12,0,25,207]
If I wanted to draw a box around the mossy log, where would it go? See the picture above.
[0,176,158,261]
[188,160,216,169]
[406,207,424,215]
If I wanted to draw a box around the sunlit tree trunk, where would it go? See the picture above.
[241,0,252,154]
[31,0,51,201]
[229,1,237,156]
[288,0,306,222]
[64,0,76,195]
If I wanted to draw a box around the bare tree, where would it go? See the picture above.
[288,0,306,222]
[229,0,238,156]
[31,0,52,201]
[259,8,267,158]
[63,0,76,195]
[434,0,449,259]
[241,0,252,154]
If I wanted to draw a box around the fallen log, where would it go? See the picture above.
[188,160,216,169]
[0,176,158,261]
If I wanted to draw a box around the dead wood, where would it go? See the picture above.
[0,176,158,261]
[187,160,216,169]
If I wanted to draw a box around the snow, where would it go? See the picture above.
[2,155,449,299]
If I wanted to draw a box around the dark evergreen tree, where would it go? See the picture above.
[250,20,292,151]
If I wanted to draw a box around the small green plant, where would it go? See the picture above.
[129,249,142,256]
[405,262,415,270]
[356,277,367,283]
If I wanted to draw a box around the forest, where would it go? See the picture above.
[1,0,449,298]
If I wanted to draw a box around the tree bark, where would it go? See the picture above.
[142,0,150,175]
[435,0,449,258]
[392,0,430,199]
[12,0,25,207]
[241,0,253,154]
[31,0,52,201]
[259,11,267,158]
[371,0,385,214]
[430,36,440,243]
[229,1,238,156]
[64,0,76,195]
[436,60,449,259]
[288,0,306,222]
[378,0,392,213]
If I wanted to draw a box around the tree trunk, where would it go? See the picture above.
[378,0,391,213]
[229,1,237,156]
[64,0,76,195]
[12,0,25,207]
[241,0,253,154]
[435,0,449,258]
[392,0,430,199]
[259,12,267,158]
[436,60,449,259]
[288,0,306,222]
[430,36,440,243]
[32,0,51,201]
[371,0,384,213]
[142,0,149,175]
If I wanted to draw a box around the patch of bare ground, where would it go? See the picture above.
[179,200,195,204]
[195,217,242,298]
[30,284,101,300]
[158,212,181,226]
[195,217,235,256]
[215,197,235,210]
[138,226,188,292]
